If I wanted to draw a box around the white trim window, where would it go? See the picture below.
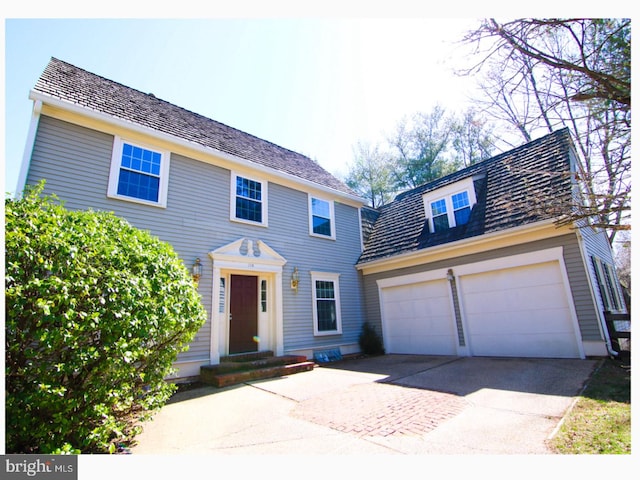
[309,195,335,239]
[311,272,342,335]
[423,178,477,233]
[591,256,625,313]
[231,173,268,226]
[107,137,170,207]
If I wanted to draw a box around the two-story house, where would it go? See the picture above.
[17,58,626,381]
[17,57,367,380]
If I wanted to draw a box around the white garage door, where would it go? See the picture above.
[380,279,457,355]
[459,261,581,358]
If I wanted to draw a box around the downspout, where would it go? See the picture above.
[14,99,42,198]
[575,228,618,357]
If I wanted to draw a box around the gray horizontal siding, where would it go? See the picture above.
[26,115,365,360]
[361,233,602,343]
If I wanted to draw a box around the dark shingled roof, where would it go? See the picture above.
[32,57,357,197]
[358,128,576,264]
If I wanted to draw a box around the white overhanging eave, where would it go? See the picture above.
[356,218,570,272]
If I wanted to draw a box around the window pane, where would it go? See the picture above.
[261,279,267,313]
[316,300,337,331]
[315,280,335,299]
[117,169,160,202]
[219,278,226,313]
[604,264,622,311]
[312,198,330,218]
[236,177,262,201]
[452,191,470,209]
[235,197,262,222]
[433,213,449,232]
[431,199,447,216]
[454,206,471,226]
[313,215,332,236]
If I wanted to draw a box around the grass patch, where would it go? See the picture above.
[550,356,631,454]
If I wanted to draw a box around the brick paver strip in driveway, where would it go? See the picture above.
[291,382,468,437]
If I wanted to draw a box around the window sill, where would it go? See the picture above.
[230,217,269,228]
[107,193,166,208]
[314,330,342,337]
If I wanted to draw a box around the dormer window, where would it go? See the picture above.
[423,178,478,233]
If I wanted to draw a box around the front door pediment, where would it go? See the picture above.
[209,238,287,270]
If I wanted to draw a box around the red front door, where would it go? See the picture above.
[229,274,258,354]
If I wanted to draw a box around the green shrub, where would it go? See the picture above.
[358,322,385,355]
[5,183,207,453]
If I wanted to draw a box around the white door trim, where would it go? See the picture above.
[208,238,286,364]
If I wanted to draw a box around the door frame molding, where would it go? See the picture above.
[208,238,287,364]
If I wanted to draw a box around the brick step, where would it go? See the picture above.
[201,360,316,388]
[204,354,310,375]
[220,350,275,363]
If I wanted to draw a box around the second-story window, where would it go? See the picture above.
[108,137,170,207]
[309,195,335,239]
[231,173,267,226]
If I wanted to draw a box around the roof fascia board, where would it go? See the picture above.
[357,219,574,275]
[29,91,365,207]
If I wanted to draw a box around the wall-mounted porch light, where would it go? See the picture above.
[291,267,299,293]
[192,258,203,284]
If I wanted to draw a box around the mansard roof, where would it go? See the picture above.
[358,128,577,264]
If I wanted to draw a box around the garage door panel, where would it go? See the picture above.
[469,332,580,358]
[465,308,575,335]
[461,262,562,293]
[381,279,457,355]
[459,261,580,358]
[464,283,569,315]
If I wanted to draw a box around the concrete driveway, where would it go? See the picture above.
[131,354,599,455]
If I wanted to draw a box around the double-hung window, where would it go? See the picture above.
[311,272,342,335]
[591,256,625,312]
[108,137,169,207]
[309,196,335,239]
[424,179,477,233]
[231,173,267,226]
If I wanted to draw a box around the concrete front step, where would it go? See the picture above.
[200,354,316,387]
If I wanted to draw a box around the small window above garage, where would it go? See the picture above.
[422,177,478,233]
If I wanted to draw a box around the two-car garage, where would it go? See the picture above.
[377,248,584,359]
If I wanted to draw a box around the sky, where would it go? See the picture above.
[3,16,483,197]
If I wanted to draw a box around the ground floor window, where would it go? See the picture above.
[311,272,342,335]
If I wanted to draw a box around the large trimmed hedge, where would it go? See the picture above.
[5,183,207,453]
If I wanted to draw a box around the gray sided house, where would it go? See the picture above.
[18,58,367,379]
[18,59,625,380]
[357,129,627,360]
